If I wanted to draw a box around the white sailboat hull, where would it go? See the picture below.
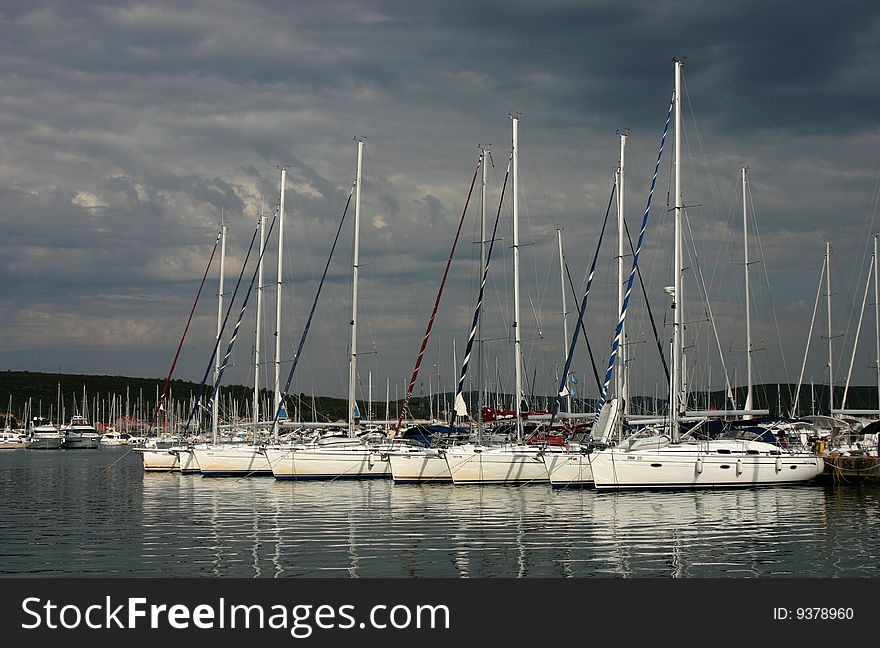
[590,440,825,490]
[544,449,594,486]
[388,447,451,482]
[444,444,550,484]
[266,446,391,480]
[191,444,273,476]
[136,448,179,472]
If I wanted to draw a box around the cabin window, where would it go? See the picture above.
[746,450,760,455]
[650,463,662,468]
[720,465,731,469]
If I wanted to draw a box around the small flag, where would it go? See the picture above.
[353,403,361,419]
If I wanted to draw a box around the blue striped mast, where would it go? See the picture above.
[593,86,675,431]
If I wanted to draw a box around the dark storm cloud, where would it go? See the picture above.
[0,0,878,398]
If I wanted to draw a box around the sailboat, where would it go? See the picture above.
[1,397,28,449]
[267,139,393,480]
[820,235,880,454]
[588,59,824,490]
[444,115,558,485]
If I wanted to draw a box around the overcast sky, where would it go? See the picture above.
[1,0,878,411]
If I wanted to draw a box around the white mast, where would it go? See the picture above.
[875,234,880,411]
[617,129,629,416]
[671,58,684,442]
[213,217,226,444]
[826,241,833,414]
[254,205,266,438]
[556,227,571,413]
[511,114,523,442]
[273,168,287,441]
[452,337,458,420]
[348,139,364,437]
[477,145,489,433]
[742,167,753,414]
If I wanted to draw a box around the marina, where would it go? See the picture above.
[1,3,879,609]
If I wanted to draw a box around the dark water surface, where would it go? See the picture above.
[1,447,878,577]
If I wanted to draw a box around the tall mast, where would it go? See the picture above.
[348,139,364,437]
[511,114,523,443]
[477,146,489,437]
[556,227,571,413]
[213,218,226,444]
[254,205,266,438]
[477,145,489,435]
[671,58,684,442]
[617,130,629,416]
[875,234,880,411]
[826,241,833,414]
[742,167,753,413]
[273,168,286,441]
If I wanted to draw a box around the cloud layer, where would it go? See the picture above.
[1,0,878,406]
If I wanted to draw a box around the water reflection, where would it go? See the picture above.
[1,448,878,578]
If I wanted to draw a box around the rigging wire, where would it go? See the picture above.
[183,214,270,435]
[148,230,222,431]
[450,151,515,424]
[204,215,279,423]
[272,187,354,425]
[397,155,483,428]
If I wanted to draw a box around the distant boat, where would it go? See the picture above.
[26,416,63,450]
[0,430,28,449]
[1,397,27,448]
[99,429,129,446]
[60,415,101,449]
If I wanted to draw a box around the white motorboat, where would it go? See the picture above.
[26,417,64,450]
[60,415,101,449]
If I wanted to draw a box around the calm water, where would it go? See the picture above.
[1,447,878,577]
